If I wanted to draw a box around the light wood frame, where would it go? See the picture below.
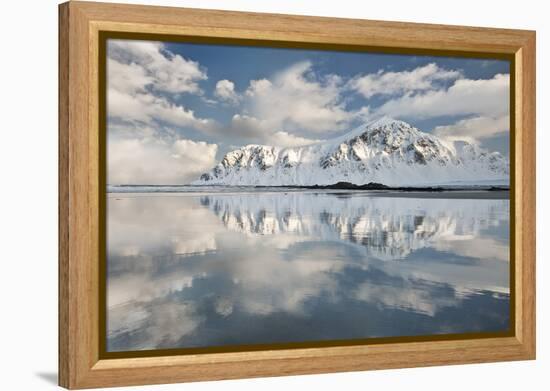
[59,1,536,389]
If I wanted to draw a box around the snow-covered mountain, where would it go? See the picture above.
[194,117,509,186]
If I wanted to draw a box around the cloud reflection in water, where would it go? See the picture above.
[107,191,510,352]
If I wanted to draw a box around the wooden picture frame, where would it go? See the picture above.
[59,1,536,389]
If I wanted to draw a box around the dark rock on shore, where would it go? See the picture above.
[284,181,446,192]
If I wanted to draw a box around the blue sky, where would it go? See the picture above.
[106,39,510,184]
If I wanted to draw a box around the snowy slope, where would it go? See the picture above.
[194,117,509,186]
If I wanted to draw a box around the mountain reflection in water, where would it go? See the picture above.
[107,191,510,352]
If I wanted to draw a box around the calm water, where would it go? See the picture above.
[106,188,510,352]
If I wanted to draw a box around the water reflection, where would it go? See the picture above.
[107,191,510,352]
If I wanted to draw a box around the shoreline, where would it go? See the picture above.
[107,182,510,200]
[254,181,509,192]
[108,181,510,193]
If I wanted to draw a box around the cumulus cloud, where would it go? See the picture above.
[433,115,510,143]
[244,61,352,134]
[108,40,207,95]
[362,70,510,147]
[227,114,321,147]
[349,63,461,98]
[377,73,509,120]
[108,88,216,131]
[214,79,240,105]
[106,40,220,184]
[209,63,350,146]
[107,58,152,95]
[107,41,216,132]
[245,78,272,96]
[107,134,218,184]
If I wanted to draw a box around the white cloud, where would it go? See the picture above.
[107,42,216,133]
[349,63,461,98]
[106,40,220,185]
[214,79,240,105]
[433,115,510,143]
[351,106,372,122]
[228,114,321,147]
[108,89,216,132]
[107,135,218,184]
[270,131,321,147]
[245,78,272,96]
[108,122,157,139]
[172,139,218,166]
[244,61,352,134]
[107,58,152,94]
[108,40,207,95]
[377,73,509,120]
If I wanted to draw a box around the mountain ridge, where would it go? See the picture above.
[194,117,509,186]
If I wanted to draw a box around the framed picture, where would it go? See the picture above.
[59,1,536,389]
